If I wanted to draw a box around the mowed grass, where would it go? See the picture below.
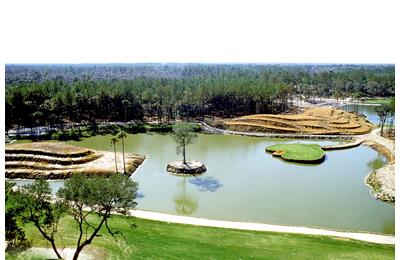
[365,98,392,105]
[266,143,325,163]
[9,214,394,259]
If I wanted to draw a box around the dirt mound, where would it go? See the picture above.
[224,108,373,135]
[5,142,146,179]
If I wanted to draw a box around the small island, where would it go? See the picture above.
[166,123,207,175]
[167,160,207,176]
[266,143,326,164]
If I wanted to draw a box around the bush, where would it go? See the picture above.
[51,129,81,141]
[147,123,173,132]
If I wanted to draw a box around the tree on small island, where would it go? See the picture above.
[172,123,198,165]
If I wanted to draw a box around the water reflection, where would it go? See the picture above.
[382,218,396,234]
[136,191,145,199]
[174,177,198,215]
[189,176,223,192]
[367,155,386,171]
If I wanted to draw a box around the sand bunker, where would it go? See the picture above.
[224,108,374,135]
[5,142,146,179]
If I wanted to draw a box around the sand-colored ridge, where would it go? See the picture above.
[5,142,92,157]
[5,142,146,179]
[224,108,373,135]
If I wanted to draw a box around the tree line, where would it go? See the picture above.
[5,64,394,131]
[5,76,294,130]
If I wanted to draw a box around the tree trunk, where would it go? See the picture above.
[50,238,62,259]
[183,139,186,164]
[124,106,127,123]
[35,223,62,259]
[113,142,118,173]
[73,216,107,260]
[122,136,126,173]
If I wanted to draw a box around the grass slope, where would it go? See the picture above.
[8,215,394,259]
[266,143,325,163]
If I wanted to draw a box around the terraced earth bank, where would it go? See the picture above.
[224,108,374,135]
[5,142,146,179]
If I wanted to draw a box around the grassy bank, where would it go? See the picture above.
[365,98,392,105]
[8,215,394,259]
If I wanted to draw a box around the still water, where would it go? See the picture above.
[341,104,394,125]
[12,133,394,234]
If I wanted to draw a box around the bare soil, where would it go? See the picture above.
[224,108,374,135]
[5,142,146,179]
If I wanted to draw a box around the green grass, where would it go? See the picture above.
[7,214,395,259]
[365,98,392,105]
[266,143,325,163]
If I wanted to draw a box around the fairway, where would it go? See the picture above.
[9,215,395,260]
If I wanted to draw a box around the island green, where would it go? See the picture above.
[266,143,326,163]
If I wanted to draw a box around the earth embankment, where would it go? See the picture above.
[5,142,146,179]
[224,108,373,135]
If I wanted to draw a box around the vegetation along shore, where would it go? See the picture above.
[5,63,395,259]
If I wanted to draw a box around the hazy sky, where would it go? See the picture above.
[1,0,398,63]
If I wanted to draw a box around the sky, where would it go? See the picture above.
[1,0,399,64]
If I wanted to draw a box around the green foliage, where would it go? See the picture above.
[57,174,138,259]
[6,64,394,131]
[117,130,127,139]
[172,123,198,163]
[367,155,386,171]
[5,180,66,258]
[51,129,81,141]
[6,175,138,260]
[58,174,138,216]
[375,104,392,136]
[5,182,32,254]
[389,97,395,115]
[146,123,173,132]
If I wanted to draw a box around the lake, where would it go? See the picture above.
[341,104,394,125]
[11,133,394,234]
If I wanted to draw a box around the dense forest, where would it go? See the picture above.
[5,64,395,131]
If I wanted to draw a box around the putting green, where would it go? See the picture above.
[266,143,326,163]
